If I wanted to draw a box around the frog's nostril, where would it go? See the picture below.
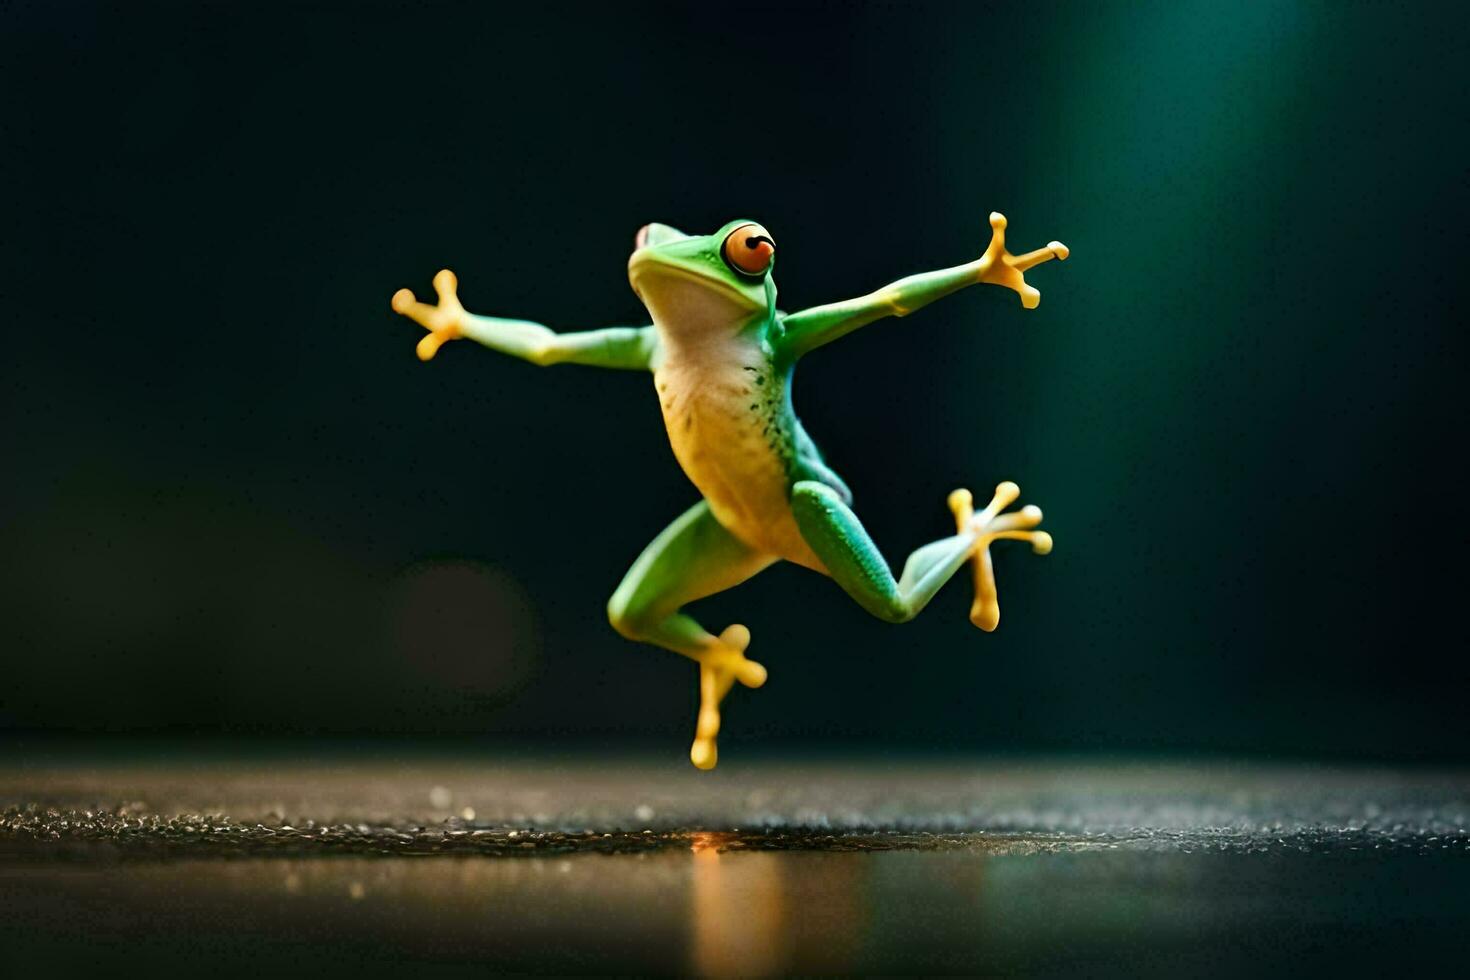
[635,224,651,250]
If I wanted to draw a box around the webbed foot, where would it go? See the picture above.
[947,482,1053,631]
[690,624,766,770]
[977,212,1069,309]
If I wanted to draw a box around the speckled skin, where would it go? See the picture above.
[655,327,832,572]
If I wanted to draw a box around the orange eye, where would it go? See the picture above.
[722,223,775,277]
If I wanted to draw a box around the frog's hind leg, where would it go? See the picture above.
[790,479,1051,626]
[607,501,777,769]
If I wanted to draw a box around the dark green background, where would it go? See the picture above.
[3,2,1464,759]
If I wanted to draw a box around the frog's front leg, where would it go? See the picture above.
[392,268,656,369]
[777,212,1068,358]
[606,501,777,769]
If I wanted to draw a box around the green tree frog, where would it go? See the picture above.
[392,212,1069,768]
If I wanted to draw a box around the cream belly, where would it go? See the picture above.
[654,354,823,569]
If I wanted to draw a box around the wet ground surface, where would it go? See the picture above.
[2,746,1467,974]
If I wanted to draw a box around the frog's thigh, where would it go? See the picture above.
[607,500,775,646]
[790,480,975,624]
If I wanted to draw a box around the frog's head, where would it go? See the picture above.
[627,219,777,335]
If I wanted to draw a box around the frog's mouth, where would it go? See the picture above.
[628,252,764,325]
[626,251,764,312]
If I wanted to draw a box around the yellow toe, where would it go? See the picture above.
[718,623,750,651]
[690,738,717,770]
[735,659,768,689]
[696,706,720,739]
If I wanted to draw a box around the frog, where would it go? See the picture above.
[392,211,1069,768]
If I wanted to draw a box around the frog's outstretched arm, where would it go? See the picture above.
[776,213,1067,360]
[392,269,657,370]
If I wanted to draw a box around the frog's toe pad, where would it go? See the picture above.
[718,623,750,652]
[690,737,718,770]
[736,660,767,689]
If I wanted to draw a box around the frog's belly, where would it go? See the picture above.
[655,363,823,569]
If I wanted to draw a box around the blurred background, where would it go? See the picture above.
[2,1,1464,760]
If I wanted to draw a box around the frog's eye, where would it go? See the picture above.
[722,223,775,278]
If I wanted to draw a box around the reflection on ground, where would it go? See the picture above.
[2,843,1466,974]
[2,751,1467,973]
